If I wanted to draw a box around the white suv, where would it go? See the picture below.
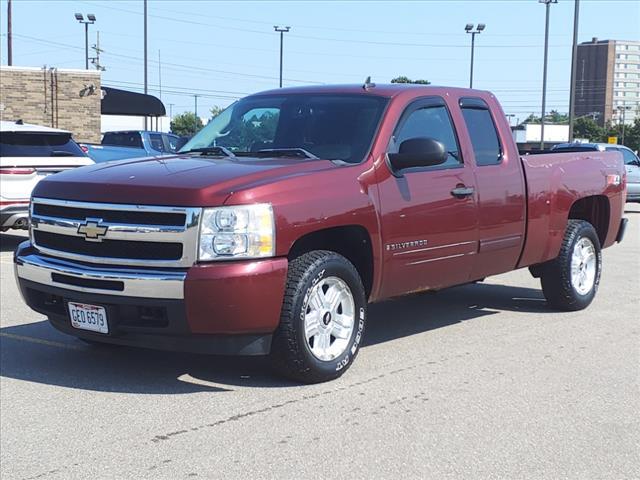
[1,121,94,231]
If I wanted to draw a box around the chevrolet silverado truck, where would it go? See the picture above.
[14,84,628,383]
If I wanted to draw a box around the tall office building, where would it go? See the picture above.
[574,38,640,126]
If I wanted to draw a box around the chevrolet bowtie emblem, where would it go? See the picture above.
[77,218,108,242]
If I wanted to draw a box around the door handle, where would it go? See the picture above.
[451,186,475,198]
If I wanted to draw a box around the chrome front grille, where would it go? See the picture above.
[30,197,201,268]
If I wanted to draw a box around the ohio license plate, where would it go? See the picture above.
[68,302,109,334]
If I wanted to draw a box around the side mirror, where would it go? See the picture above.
[388,137,448,176]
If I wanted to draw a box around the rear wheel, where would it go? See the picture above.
[271,250,367,383]
[540,220,602,311]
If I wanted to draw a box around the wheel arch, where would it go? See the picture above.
[287,225,374,299]
[567,195,610,246]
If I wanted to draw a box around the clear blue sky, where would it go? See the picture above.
[1,0,639,123]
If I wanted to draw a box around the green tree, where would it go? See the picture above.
[574,117,605,142]
[391,76,430,85]
[523,114,541,124]
[170,112,203,136]
[210,105,224,120]
[547,110,569,124]
[622,117,640,152]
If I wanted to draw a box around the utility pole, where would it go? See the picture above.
[539,0,557,151]
[274,26,291,88]
[568,0,580,142]
[144,0,148,130]
[194,95,199,120]
[90,31,105,71]
[618,106,631,145]
[465,23,485,89]
[7,0,12,66]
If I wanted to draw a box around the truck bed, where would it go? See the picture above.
[518,150,626,268]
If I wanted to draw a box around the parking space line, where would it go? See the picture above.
[0,332,83,351]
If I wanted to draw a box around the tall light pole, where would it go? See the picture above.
[143,0,148,130]
[7,0,12,66]
[274,26,291,88]
[568,0,580,142]
[465,23,485,89]
[539,0,557,151]
[74,13,96,70]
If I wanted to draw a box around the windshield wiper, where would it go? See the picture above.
[181,146,236,158]
[50,150,76,157]
[257,148,318,159]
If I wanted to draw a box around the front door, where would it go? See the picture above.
[376,97,478,298]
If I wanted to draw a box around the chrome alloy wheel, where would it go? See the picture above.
[304,276,355,361]
[571,237,597,295]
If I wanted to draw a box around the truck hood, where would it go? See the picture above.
[32,154,337,206]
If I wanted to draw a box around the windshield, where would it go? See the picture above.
[180,94,388,163]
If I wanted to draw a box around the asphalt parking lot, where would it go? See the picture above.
[1,205,638,480]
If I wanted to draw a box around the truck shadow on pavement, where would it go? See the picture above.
[0,232,28,253]
[0,282,548,392]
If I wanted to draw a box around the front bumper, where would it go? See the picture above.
[14,241,289,355]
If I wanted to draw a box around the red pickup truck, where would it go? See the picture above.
[14,84,628,383]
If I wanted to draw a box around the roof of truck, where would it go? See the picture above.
[252,83,488,98]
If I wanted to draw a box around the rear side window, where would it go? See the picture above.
[102,132,143,148]
[0,132,85,157]
[164,134,180,153]
[460,100,502,166]
[612,148,639,165]
[149,133,165,152]
[622,149,639,165]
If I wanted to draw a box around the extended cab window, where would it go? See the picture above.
[392,105,461,168]
[460,100,502,166]
[149,133,165,152]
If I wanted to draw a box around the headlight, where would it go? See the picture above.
[199,204,275,261]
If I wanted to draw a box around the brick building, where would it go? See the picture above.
[574,38,640,126]
[0,66,101,143]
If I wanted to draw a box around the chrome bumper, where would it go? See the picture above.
[15,252,186,299]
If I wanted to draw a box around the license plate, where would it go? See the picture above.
[68,302,109,334]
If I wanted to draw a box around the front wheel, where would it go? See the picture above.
[271,250,367,383]
[540,219,602,311]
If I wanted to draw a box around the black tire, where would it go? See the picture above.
[540,219,602,311]
[271,250,367,384]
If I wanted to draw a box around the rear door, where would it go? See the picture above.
[457,97,526,279]
[377,97,478,298]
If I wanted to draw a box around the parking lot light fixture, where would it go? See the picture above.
[466,23,486,88]
[539,0,558,150]
[75,13,96,70]
[274,26,291,88]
